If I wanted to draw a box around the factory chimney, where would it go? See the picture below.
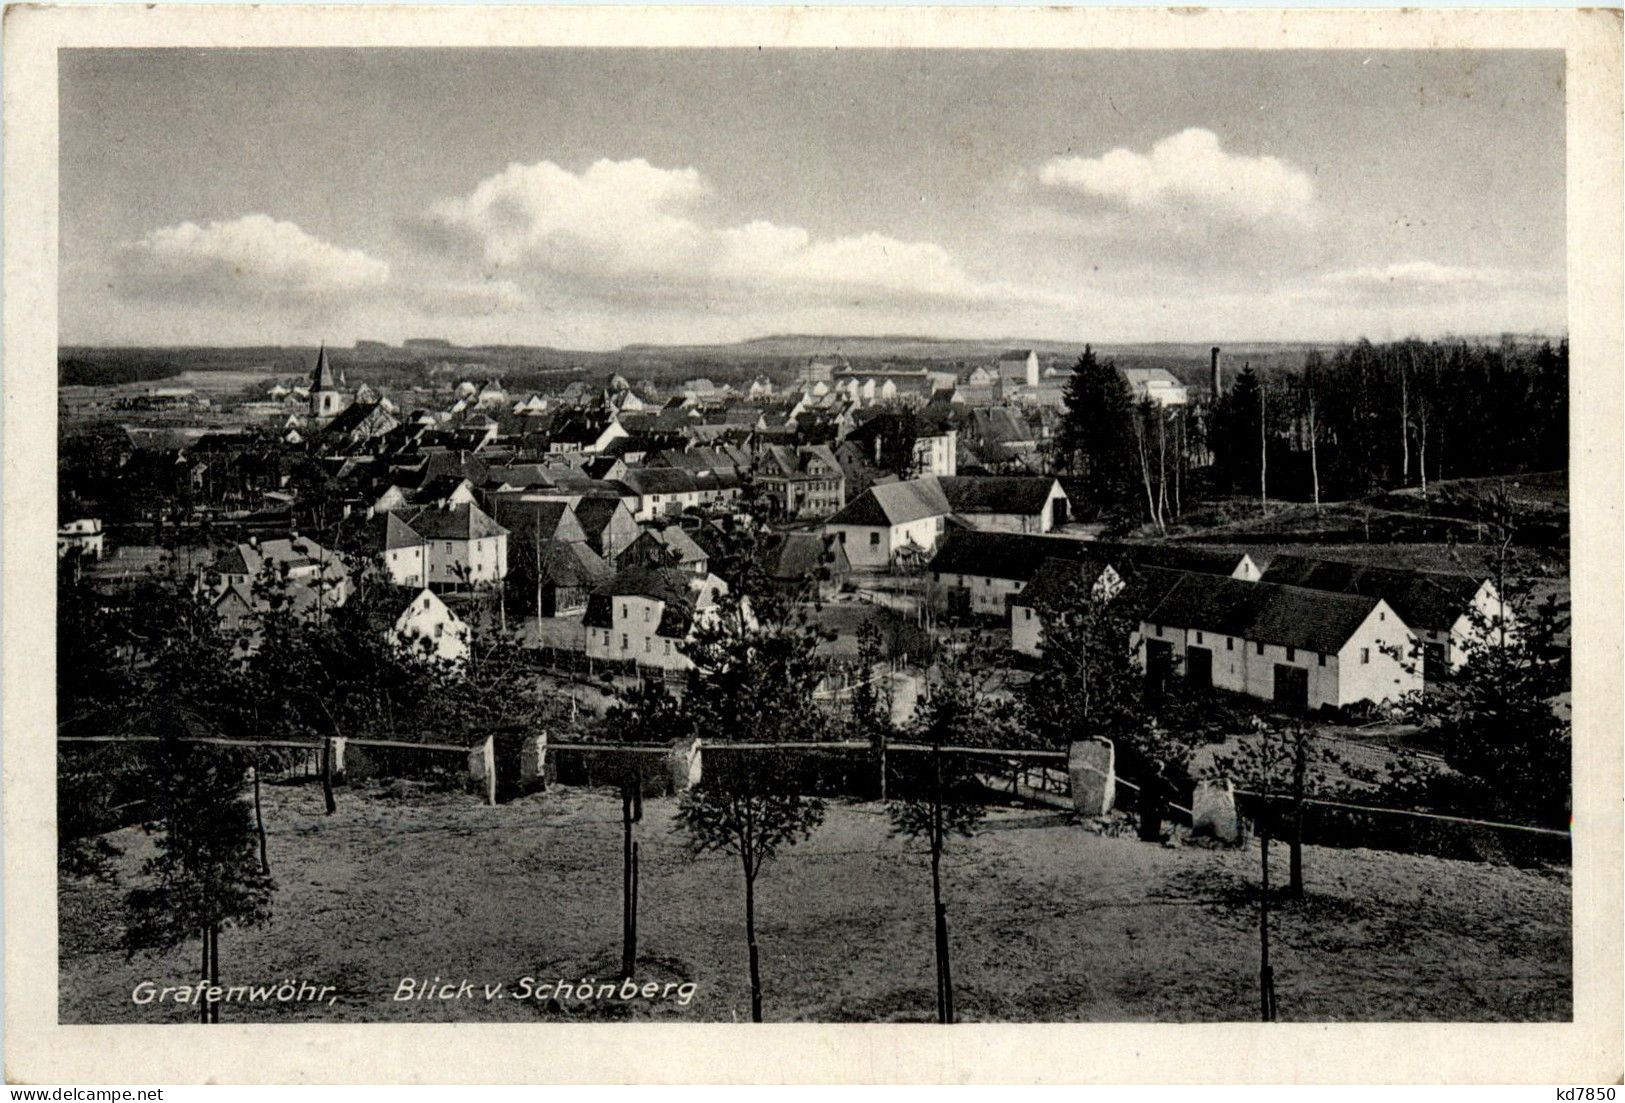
[1210,347,1223,402]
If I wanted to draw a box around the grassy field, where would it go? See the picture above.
[59,782,1570,1025]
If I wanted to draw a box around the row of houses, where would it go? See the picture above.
[918,526,1506,710]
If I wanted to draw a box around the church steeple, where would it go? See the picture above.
[310,344,343,420]
[311,343,338,393]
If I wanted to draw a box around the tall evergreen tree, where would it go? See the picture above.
[1057,346,1138,514]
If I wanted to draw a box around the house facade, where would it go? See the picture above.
[582,568,730,672]
[372,504,509,589]
[58,518,105,559]
[1139,573,1421,710]
[390,588,471,666]
[756,445,846,519]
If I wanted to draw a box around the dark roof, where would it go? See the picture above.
[1258,555,1485,634]
[537,540,612,589]
[614,468,700,496]
[1146,572,1391,653]
[939,476,1060,517]
[398,503,508,541]
[761,531,851,583]
[490,497,586,543]
[571,495,631,534]
[1088,541,1252,577]
[928,530,1100,582]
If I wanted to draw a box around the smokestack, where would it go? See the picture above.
[1210,347,1223,401]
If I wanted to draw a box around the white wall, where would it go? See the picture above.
[1333,602,1420,706]
[829,515,945,570]
[382,544,427,587]
[584,594,693,671]
[1138,601,1418,710]
[934,571,1024,616]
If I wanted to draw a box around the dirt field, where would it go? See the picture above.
[59,782,1571,1025]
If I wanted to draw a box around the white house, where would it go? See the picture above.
[390,588,471,666]
[996,349,1040,390]
[58,518,105,559]
[1119,368,1189,407]
[1260,555,1509,679]
[939,476,1068,533]
[582,567,731,671]
[824,478,954,571]
[371,504,509,590]
[1139,572,1421,710]
[927,530,1100,620]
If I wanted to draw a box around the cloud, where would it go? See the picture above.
[1037,128,1315,226]
[410,157,999,309]
[115,214,390,303]
[1319,261,1557,294]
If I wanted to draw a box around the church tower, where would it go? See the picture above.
[309,344,343,422]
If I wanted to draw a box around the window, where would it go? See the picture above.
[445,542,452,553]
[621,634,629,651]
[1196,631,1203,644]
[434,624,444,639]
[984,577,991,586]
[1226,637,1234,651]
[1255,641,1264,655]
[645,638,651,653]
[644,607,651,623]
[664,640,672,656]
[1317,653,1326,667]
[1361,647,1371,664]
[1286,647,1296,661]
[1379,611,1386,621]
[1023,609,1032,621]
[869,532,880,547]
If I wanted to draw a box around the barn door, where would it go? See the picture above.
[1272,664,1309,711]
[1145,639,1175,697]
[1185,646,1213,690]
[1422,641,1446,682]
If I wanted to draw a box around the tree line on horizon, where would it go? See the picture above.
[1055,337,1568,529]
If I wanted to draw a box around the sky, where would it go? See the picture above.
[59,48,1567,349]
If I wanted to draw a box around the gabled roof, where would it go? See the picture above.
[571,494,631,530]
[583,566,704,637]
[614,467,700,497]
[397,503,508,541]
[537,540,613,589]
[761,531,851,583]
[490,496,587,544]
[1146,572,1394,654]
[1259,555,1485,633]
[928,530,1100,582]
[938,476,1059,517]
[826,477,951,527]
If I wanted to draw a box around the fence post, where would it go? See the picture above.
[520,731,547,792]
[1192,779,1243,844]
[666,737,702,794]
[468,736,496,806]
[1067,738,1116,817]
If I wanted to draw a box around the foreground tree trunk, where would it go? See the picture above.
[621,783,642,979]
[742,854,763,1023]
[253,756,270,875]
[320,737,337,816]
[210,922,221,1023]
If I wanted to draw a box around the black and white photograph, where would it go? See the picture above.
[7,4,1623,1086]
